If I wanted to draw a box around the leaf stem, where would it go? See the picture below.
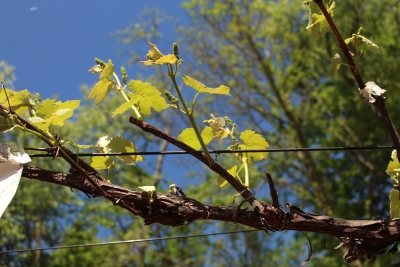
[167,64,214,165]
[243,158,249,187]
[113,72,142,120]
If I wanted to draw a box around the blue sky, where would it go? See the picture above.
[1,1,186,100]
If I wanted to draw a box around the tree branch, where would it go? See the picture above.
[22,165,400,262]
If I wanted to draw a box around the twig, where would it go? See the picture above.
[128,116,268,213]
[265,172,280,209]
[313,0,400,161]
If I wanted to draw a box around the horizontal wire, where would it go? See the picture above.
[26,145,400,158]
[0,229,260,254]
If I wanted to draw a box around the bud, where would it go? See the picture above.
[88,65,103,74]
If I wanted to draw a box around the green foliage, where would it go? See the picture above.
[90,156,113,169]
[112,80,169,117]
[177,127,213,150]
[389,189,400,219]
[305,1,335,40]
[331,53,342,80]
[217,165,237,188]
[182,74,230,96]
[109,136,144,164]
[237,130,269,163]
[345,34,379,54]
[2,0,400,265]
[31,99,80,132]
[3,89,32,114]
[386,151,400,218]
[88,59,115,104]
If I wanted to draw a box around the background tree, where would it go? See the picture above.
[1,0,400,266]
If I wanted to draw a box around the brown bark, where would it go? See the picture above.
[22,165,400,263]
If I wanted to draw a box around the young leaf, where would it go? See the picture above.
[90,156,113,169]
[331,54,342,80]
[178,127,213,150]
[142,54,178,66]
[390,189,400,219]
[204,114,231,139]
[30,99,80,132]
[182,74,230,96]
[238,130,269,163]
[358,35,379,54]
[1,89,32,114]
[217,165,237,188]
[387,153,400,184]
[145,42,164,61]
[112,80,169,117]
[45,100,80,126]
[108,136,144,164]
[306,1,335,40]
[88,60,116,104]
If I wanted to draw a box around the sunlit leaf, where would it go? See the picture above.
[306,1,335,40]
[204,115,231,139]
[112,80,168,117]
[182,74,230,95]
[217,165,237,188]
[387,153,400,184]
[238,130,269,163]
[142,54,178,66]
[90,156,113,169]
[31,99,80,132]
[46,100,80,126]
[88,60,115,104]
[390,189,400,219]
[108,136,144,164]
[1,89,32,114]
[178,127,213,150]
[146,42,164,60]
[358,35,379,54]
[331,54,342,80]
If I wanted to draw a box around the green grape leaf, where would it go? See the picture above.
[138,186,156,192]
[99,60,114,80]
[30,99,80,131]
[178,127,213,150]
[88,60,115,104]
[238,130,269,163]
[108,136,144,164]
[113,80,168,117]
[217,165,237,188]
[142,54,178,66]
[358,35,379,54]
[182,74,230,96]
[344,37,352,45]
[331,53,342,80]
[1,89,32,114]
[204,115,231,139]
[146,42,164,61]
[46,100,80,126]
[90,156,113,169]
[306,1,335,40]
[390,189,400,219]
[387,152,400,184]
